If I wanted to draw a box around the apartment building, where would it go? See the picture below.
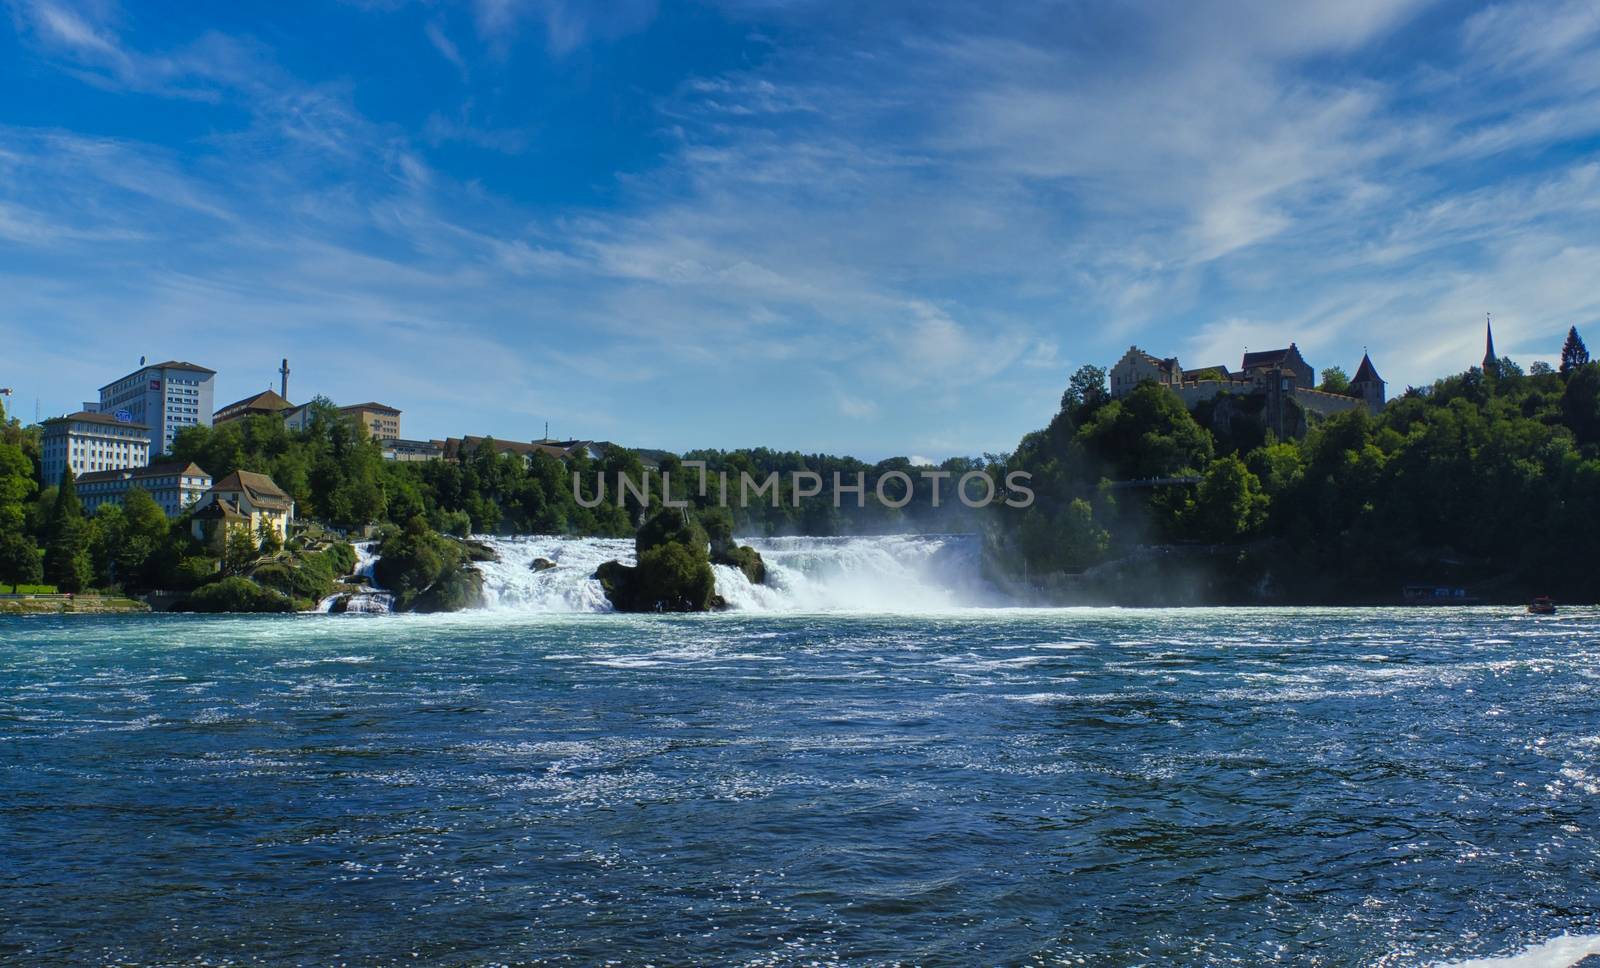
[39,411,151,485]
[77,462,213,517]
[98,360,216,454]
[339,403,402,441]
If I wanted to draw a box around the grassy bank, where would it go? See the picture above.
[0,594,150,615]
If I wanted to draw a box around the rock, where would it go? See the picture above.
[702,506,766,584]
[411,567,485,613]
[530,557,557,572]
[461,539,499,562]
[713,544,766,585]
[596,509,724,612]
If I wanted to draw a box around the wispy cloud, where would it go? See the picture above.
[471,0,658,57]
[3,0,1600,456]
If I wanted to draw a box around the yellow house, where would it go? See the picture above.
[190,470,295,547]
[338,402,401,441]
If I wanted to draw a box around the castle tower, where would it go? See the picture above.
[1483,314,1499,376]
[1350,352,1386,413]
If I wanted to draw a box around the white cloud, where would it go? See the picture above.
[472,0,657,57]
[6,0,1600,451]
[424,20,468,76]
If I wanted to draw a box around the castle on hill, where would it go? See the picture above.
[1108,341,1386,434]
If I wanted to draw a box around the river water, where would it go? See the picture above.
[3,540,1600,965]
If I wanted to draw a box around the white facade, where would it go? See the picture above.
[98,361,216,455]
[78,462,213,518]
[39,412,152,486]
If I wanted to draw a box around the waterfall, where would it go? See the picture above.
[470,533,992,613]
[473,536,634,612]
[313,541,395,614]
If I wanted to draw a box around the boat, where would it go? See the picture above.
[1527,596,1556,615]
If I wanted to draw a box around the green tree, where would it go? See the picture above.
[1561,363,1600,447]
[88,504,127,587]
[42,467,91,592]
[1318,366,1351,394]
[1060,364,1110,420]
[257,519,283,556]
[222,523,260,577]
[1189,454,1269,542]
[0,531,42,589]
[0,438,35,534]
[118,487,171,589]
[1561,326,1590,375]
[1077,382,1214,480]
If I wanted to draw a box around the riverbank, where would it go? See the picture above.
[0,594,150,615]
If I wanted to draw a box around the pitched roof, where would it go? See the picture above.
[444,436,543,459]
[149,360,216,374]
[1351,353,1384,385]
[215,389,292,417]
[1183,365,1234,380]
[76,468,136,484]
[339,402,401,415]
[383,438,441,451]
[194,496,246,520]
[42,410,150,430]
[98,361,215,391]
[1116,346,1179,376]
[77,461,212,486]
[210,469,293,511]
[1241,347,1293,368]
[140,461,210,479]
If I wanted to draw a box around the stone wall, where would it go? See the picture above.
[1291,387,1370,417]
[1171,379,1256,409]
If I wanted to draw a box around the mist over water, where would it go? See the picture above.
[473,533,994,613]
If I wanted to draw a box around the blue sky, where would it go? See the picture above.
[2,0,1598,459]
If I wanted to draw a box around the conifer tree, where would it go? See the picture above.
[42,467,91,592]
[1561,326,1591,375]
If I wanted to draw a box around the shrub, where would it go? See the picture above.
[596,508,719,611]
[374,517,479,611]
[322,541,357,578]
[180,577,295,613]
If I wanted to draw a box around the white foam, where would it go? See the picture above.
[1439,934,1600,968]
[470,533,994,614]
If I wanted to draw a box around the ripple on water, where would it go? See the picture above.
[1,607,1599,966]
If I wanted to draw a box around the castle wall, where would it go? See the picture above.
[1291,387,1373,417]
[1171,380,1255,408]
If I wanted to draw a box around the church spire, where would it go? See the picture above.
[1483,313,1499,376]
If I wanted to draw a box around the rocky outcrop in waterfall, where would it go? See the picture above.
[373,517,490,613]
[594,509,719,612]
[702,508,766,585]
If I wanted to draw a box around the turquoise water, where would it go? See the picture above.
[4,608,1600,965]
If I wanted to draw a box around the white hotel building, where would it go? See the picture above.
[39,411,152,486]
[97,360,216,455]
[77,461,213,518]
